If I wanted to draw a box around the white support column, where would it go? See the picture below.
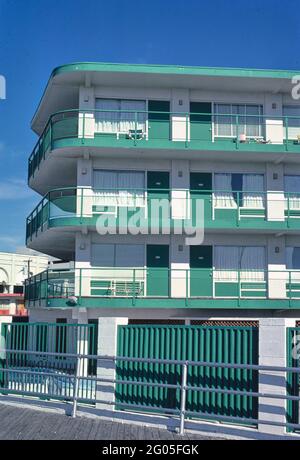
[170,235,189,298]
[264,93,283,144]
[266,163,285,221]
[79,86,95,139]
[96,317,128,411]
[75,232,91,298]
[77,157,93,218]
[258,317,295,436]
[267,236,286,299]
[171,89,189,142]
[170,160,190,298]
[72,307,89,376]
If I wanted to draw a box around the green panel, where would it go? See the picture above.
[116,324,258,423]
[215,282,239,297]
[286,327,300,431]
[88,319,98,375]
[51,117,78,141]
[148,100,170,140]
[190,102,212,142]
[0,322,98,402]
[146,245,169,296]
[147,171,170,229]
[147,171,170,190]
[190,172,212,222]
[190,246,213,297]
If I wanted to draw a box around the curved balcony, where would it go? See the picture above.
[25,267,300,310]
[28,109,300,183]
[26,188,300,245]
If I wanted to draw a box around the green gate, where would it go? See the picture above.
[116,324,259,423]
[287,327,300,432]
[0,322,98,402]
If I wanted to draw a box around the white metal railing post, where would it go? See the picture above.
[72,355,81,418]
[179,361,188,435]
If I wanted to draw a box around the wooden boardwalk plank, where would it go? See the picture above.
[0,402,217,440]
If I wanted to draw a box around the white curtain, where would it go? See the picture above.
[214,104,262,138]
[214,104,232,136]
[95,99,146,134]
[240,246,265,281]
[214,246,265,282]
[93,170,145,208]
[245,105,262,137]
[214,246,239,281]
[284,175,300,210]
[93,170,119,207]
[242,174,264,208]
[115,244,144,267]
[119,100,146,133]
[91,243,144,267]
[214,174,237,208]
[286,247,300,283]
[91,243,115,267]
[283,106,300,139]
[118,171,145,206]
[95,99,119,133]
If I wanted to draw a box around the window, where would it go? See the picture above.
[94,99,146,134]
[13,285,24,294]
[91,244,145,267]
[284,175,300,210]
[214,246,266,281]
[93,170,145,208]
[214,104,264,138]
[283,106,300,139]
[286,247,300,269]
[214,173,264,208]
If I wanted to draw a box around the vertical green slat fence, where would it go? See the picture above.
[0,322,98,403]
[287,327,300,432]
[116,324,259,424]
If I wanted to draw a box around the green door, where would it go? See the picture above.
[147,244,169,296]
[190,245,213,297]
[190,172,212,223]
[190,102,212,142]
[147,171,170,229]
[148,101,170,140]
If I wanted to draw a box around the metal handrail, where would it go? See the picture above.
[24,267,300,304]
[25,186,299,239]
[1,348,300,435]
[27,108,300,179]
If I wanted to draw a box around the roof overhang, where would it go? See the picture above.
[31,62,300,134]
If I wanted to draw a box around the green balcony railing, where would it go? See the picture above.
[27,109,300,181]
[25,187,300,242]
[24,267,300,308]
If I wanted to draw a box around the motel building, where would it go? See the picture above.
[4,62,300,438]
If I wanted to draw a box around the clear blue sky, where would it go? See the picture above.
[0,0,299,254]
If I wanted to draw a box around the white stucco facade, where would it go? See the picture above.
[22,63,300,437]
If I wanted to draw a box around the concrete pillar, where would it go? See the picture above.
[171,89,189,141]
[267,236,286,299]
[258,317,295,436]
[264,93,283,144]
[266,163,285,221]
[72,307,89,376]
[75,232,91,298]
[170,235,189,298]
[79,86,95,139]
[96,317,128,411]
[171,159,190,220]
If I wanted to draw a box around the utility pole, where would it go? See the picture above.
[27,259,32,278]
